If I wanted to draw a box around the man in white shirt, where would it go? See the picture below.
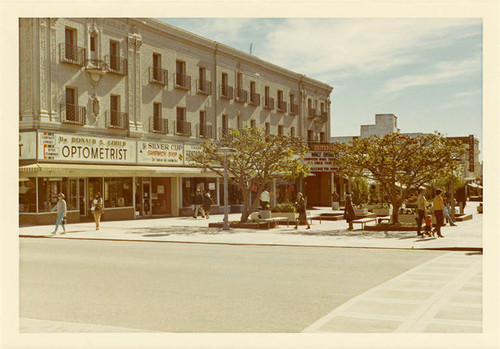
[260,189,270,210]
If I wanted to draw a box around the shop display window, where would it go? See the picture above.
[37,178,77,212]
[19,178,36,212]
[182,178,218,207]
[104,177,133,207]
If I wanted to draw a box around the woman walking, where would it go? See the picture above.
[202,192,215,219]
[51,193,67,235]
[91,192,103,230]
[294,192,311,230]
[344,192,356,230]
[433,189,445,238]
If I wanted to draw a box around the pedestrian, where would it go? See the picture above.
[294,192,310,230]
[192,189,205,218]
[432,189,445,238]
[416,188,427,237]
[424,214,433,237]
[343,192,356,231]
[456,186,466,215]
[443,197,457,226]
[50,192,67,235]
[331,190,340,211]
[91,192,103,230]
[202,192,215,219]
[260,188,270,210]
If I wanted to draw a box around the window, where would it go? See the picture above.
[237,72,243,90]
[199,67,206,89]
[200,110,206,126]
[176,60,185,75]
[290,94,295,105]
[90,35,96,52]
[222,114,228,133]
[250,119,256,128]
[153,103,161,118]
[265,122,270,134]
[320,132,325,142]
[307,130,314,142]
[290,127,295,138]
[65,87,77,121]
[176,107,189,136]
[104,177,133,208]
[64,27,76,61]
[37,178,77,212]
[278,90,283,103]
[222,73,228,87]
[177,107,185,123]
[237,115,242,129]
[278,125,283,136]
[320,102,325,114]
[109,40,120,70]
[153,53,161,80]
[265,86,270,100]
[250,81,256,95]
[19,178,37,212]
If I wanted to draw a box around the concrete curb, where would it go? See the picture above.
[19,235,483,252]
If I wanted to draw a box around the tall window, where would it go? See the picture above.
[250,81,256,95]
[221,72,229,96]
[320,132,325,142]
[153,102,161,131]
[307,130,314,142]
[290,93,295,105]
[237,115,242,129]
[109,40,119,70]
[110,95,120,126]
[176,60,185,75]
[153,53,161,80]
[265,86,270,100]
[200,110,206,126]
[65,87,77,121]
[64,27,76,61]
[250,119,256,128]
[265,122,270,134]
[237,72,243,90]
[176,107,186,135]
[290,127,295,138]
[199,67,206,90]
[222,114,228,133]
[278,125,283,136]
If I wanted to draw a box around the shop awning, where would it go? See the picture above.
[19,163,218,178]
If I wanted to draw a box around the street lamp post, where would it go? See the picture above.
[217,147,237,230]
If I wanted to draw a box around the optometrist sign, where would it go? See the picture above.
[137,141,184,165]
[37,132,136,163]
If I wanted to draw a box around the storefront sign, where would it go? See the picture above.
[184,144,203,165]
[304,147,338,172]
[37,132,136,163]
[138,141,184,165]
[468,135,475,172]
[19,132,37,159]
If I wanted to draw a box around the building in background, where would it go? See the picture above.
[18,18,333,224]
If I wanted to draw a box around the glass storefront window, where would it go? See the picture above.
[182,178,218,207]
[104,177,133,207]
[37,177,77,212]
[19,178,36,212]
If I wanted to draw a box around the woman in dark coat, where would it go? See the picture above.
[294,192,311,230]
[202,193,215,219]
[343,192,356,230]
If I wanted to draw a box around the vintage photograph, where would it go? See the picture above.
[5,1,498,348]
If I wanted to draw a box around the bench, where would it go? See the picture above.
[261,217,290,228]
[377,215,391,224]
[351,217,377,229]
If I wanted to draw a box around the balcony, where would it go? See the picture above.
[290,103,299,115]
[220,85,233,100]
[149,67,168,86]
[60,104,86,125]
[105,55,128,75]
[264,96,274,110]
[307,108,316,118]
[149,117,168,134]
[249,92,260,106]
[196,80,212,95]
[277,100,287,113]
[198,124,213,138]
[105,111,129,130]
[175,120,192,137]
[174,73,191,90]
[84,59,107,70]
[234,88,248,103]
[59,43,86,66]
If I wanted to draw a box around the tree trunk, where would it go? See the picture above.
[240,189,263,223]
[391,203,401,224]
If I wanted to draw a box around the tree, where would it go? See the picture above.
[188,126,310,223]
[331,133,466,224]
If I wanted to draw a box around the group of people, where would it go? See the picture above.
[417,188,457,238]
[50,192,103,235]
[192,189,215,219]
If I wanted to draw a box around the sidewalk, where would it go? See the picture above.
[19,202,482,252]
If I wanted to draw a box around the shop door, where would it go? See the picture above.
[79,178,86,216]
[142,179,151,216]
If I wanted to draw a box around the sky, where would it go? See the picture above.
[159,18,482,158]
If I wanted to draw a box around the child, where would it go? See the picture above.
[424,215,433,237]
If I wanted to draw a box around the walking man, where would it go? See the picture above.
[433,189,445,238]
[294,192,311,230]
[343,192,356,231]
[192,189,205,218]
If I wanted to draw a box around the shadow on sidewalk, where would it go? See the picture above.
[279,228,419,240]
[125,226,227,237]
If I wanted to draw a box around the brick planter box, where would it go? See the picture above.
[365,225,417,232]
[208,221,276,229]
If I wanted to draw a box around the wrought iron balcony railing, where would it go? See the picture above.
[290,103,299,115]
[234,88,248,103]
[84,59,107,70]
[196,80,212,95]
[264,96,274,110]
[174,73,191,90]
[277,100,287,113]
[60,104,86,125]
[249,92,261,106]
[59,43,86,66]
[198,124,213,138]
[220,85,233,100]
[105,55,128,75]
[105,110,129,130]
[175,120,192,137]
[149,67,168,86]
[149,116,168,134]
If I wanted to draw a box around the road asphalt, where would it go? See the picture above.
[18,202,483,333]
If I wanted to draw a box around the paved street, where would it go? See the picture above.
[20,238,447,333]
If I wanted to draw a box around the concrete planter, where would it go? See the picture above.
[259,210,272,219]
[397,214,417,224]
[354,208,368,216]
[372,208,391,216]
[271,212,298,221]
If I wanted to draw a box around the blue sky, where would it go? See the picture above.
[159,18,482,157]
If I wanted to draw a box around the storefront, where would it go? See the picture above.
[19,131,219,225]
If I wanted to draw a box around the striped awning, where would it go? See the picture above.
[19,163,218,178]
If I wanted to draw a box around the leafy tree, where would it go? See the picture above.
[188,126,310,222]
[331,133,466,223]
